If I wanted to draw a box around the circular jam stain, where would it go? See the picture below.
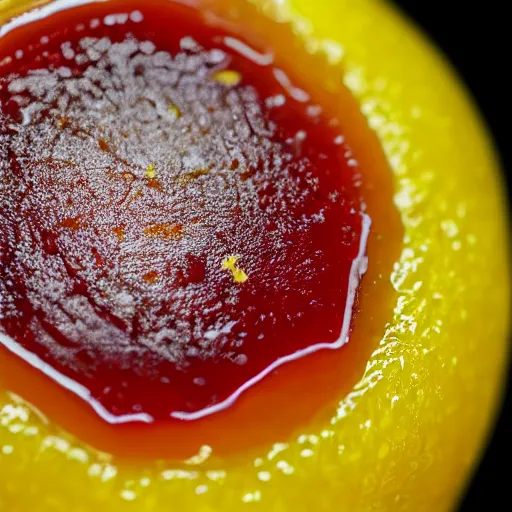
[0,1,370,424]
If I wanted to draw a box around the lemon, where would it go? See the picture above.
[0,0,509,511]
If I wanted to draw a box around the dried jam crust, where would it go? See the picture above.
[0,4,367,421]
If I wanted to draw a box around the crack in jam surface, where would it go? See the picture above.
[0,4,367,421]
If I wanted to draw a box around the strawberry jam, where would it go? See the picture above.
[0,0,369,423]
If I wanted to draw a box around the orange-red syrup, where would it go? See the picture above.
[0,0,401,460]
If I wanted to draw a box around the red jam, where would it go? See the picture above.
[0,1,369,423]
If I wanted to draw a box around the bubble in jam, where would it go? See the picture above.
[0,1,369,422]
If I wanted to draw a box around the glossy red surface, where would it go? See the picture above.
[0,1,368,423]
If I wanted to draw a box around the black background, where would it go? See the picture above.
[391,1,510,511]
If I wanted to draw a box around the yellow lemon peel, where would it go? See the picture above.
[222,256,249,283]
[168,103,181,118]
[212,70,242,86]
[145,163,156,179]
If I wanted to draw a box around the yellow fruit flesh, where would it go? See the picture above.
[0,0,509,511]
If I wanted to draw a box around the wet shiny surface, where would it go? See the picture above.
[0,0,509,511]
[0,1,367,422]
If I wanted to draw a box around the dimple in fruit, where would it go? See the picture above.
[0,1,509,512]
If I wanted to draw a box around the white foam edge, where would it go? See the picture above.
[1,0,121,39]
[171,212,372,420]
[0,1,372,424]
[0,213,370,424]
[0,330,153,423]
